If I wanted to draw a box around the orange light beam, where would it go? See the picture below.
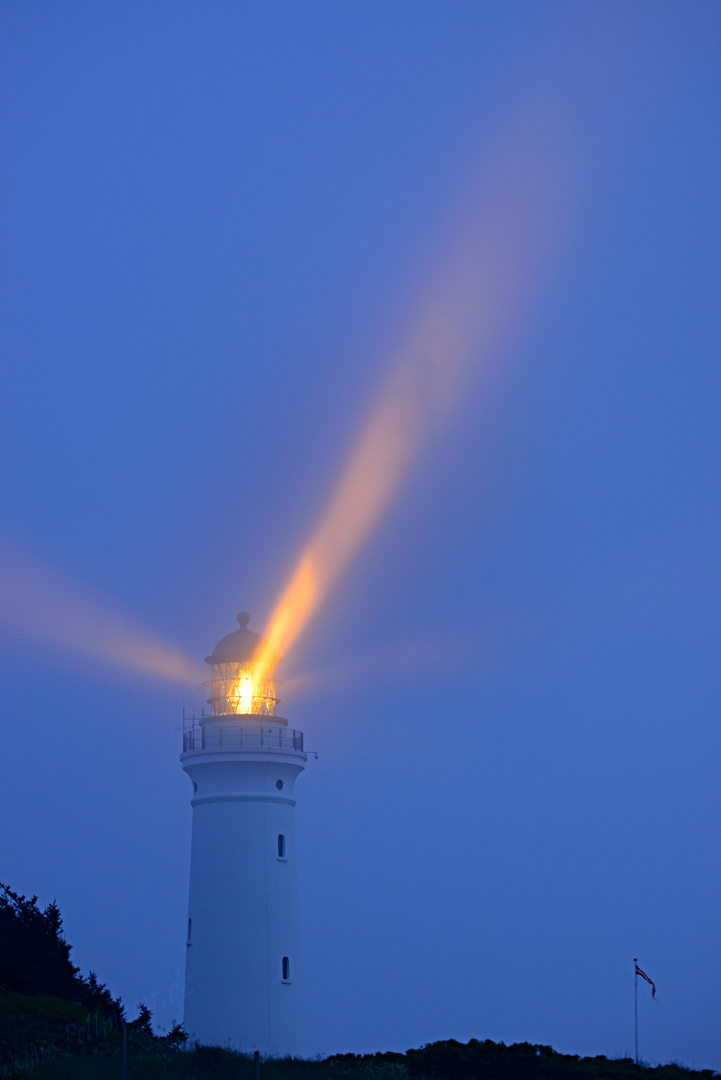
[0,540,205,686]
[259,112,570,668]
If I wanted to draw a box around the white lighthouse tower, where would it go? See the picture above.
[181,613,306,1055]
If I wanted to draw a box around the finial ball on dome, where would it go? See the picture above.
[237,612,251,628]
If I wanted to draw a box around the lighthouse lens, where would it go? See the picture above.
[209,661,278,717]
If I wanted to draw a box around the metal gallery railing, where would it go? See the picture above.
[182,723,304,753]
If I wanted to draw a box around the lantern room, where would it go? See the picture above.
[204,612,281,717]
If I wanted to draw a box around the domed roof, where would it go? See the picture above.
[204,613,281,667]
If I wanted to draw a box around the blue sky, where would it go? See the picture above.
[1,1,719,1070]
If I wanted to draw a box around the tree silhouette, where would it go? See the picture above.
[0,882,122,1021]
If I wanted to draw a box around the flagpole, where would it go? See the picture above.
[633,958,638,1065]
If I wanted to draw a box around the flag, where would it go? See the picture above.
[635,960,656,998]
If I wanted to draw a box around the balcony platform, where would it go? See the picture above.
[182,717,304,754]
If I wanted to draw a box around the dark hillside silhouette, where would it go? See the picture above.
[0,883,716,1079]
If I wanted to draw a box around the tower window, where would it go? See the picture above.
[277,834,286,859]
[276,780,283,790]
[187,918,192,945]
[282,956,290,982]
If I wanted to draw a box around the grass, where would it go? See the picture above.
[0,990,716,1080]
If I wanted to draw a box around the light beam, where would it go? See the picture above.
[257,113,570,670]
[0,540,205,687]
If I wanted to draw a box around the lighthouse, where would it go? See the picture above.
[181,613,306,1055]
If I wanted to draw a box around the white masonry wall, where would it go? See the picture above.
[181,720,306,1057]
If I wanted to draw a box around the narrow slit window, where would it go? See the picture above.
[282,956,290,981]
[187,918,192,944]
[277,834,286,858]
